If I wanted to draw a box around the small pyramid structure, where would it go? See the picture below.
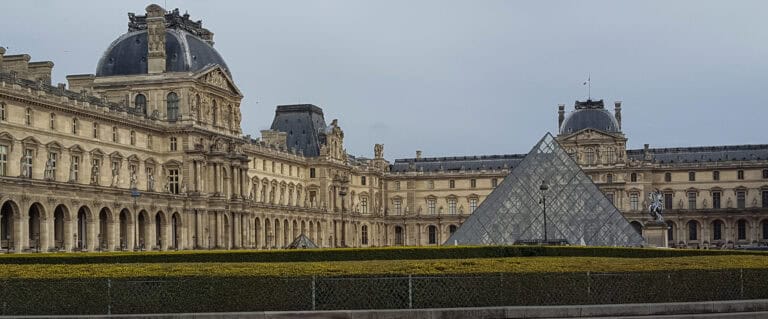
[287,234,319,249]
[446,133,644,246]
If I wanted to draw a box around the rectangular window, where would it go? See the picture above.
[630,193,639,211]
[147,134,153,150]
[361,176,366,186]
[713,222,722,240]
[0,103,5,121]
[763,169,768,179]
[309,168,316,178]
[271,161,275,172]
[664,192,673,209]
[738,170,744,180]
[169,137,177,151]
[449,198,457,214]
[25,108,32,126]
[492,178,498,188]
[763,191,768,208]
[737,191,746,208]
[49,113,56,130]
[48,152,57,179]
[112,126,118,143]
[71,155,80,182]
[449,180,455,189]
[470,198,478,213]
[688,172,695,181]
[470,179,476,188]
[0,145,7,176]
[428,198,436,214]
[93,122,99,139]
[713,191,721,209]
[606,193,614,205]
[428,180,434,189]
[395,181,401,191]
[361,197,368,214]
[23,149,33,178]
[280,163,284,175]
[688,192,697,210]
[713,171,720,181]
[394,198,402,215]
[738,221,747,240]
[168,169,180,194]
[72,118,78,135]
[289,165,293,177]
[664,172,671,182]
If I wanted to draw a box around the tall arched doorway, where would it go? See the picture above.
[28,203,44,251]
[0,201,18,251]
[76,207,89,250]
[53,205,68,250]
[98,208,111,251]
[222,214,230,249]
[171,212,181,250]
[138,210,149,249]
[394,226,404,246]
[119,209,130,250]
[155,211,166,250]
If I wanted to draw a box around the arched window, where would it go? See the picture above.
[687,220,698,241]
[428,225,437,244]
[166,92,179,122]
[195,94,201,120]
[449,225,458,235]
[361,225,368,245]
[606,174,613,184]
[585,148,595,165]
[630,172,637,182]
[135,94,147,114]
[664,172,672,182]
[712,220,723,241]
[605,148,616,164]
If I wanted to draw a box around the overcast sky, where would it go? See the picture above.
[2,1,767,159]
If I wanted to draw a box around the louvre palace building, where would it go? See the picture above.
[1,4,767,252]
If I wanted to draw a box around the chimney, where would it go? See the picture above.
[145,4,167,74]
[557,104,565,129]
[28,61,54,85]
[66,74,95,94]
[3,54,31,79]
[614,101,622,130]
[416,150,422,160]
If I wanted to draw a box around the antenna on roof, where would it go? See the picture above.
[582,74,591,100]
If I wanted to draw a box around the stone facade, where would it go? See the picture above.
[0,4,766,252]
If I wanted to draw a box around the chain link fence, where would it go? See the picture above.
[1,269,767,315]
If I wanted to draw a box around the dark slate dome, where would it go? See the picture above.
[560,100,620,134]
[96,29,230,77]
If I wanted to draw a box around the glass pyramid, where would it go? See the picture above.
[445,133,644,247]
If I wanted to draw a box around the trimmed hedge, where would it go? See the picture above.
[0,245,763,265]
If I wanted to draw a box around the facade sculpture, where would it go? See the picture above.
[648,190,664,222]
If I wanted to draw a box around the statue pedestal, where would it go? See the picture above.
[644,221,669,248]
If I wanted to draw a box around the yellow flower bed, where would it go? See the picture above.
[3,255,768,279]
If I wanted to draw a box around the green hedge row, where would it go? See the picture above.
[2,269,767,315]
[0,245,763,265]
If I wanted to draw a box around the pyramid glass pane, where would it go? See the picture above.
[445,133,644,247]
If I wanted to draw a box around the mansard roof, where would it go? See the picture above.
[627,144,768,164]
[269,104,328,157]
[390,154,525,173]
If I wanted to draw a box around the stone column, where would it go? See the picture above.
[125,219,135,251]
[39,215,50,252]
[64,216,74,252]
[86,219,97,251]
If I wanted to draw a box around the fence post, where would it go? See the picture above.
[107,278,112,315]
[740,268,744,299]
[586,271,591,302]
[311,275,316,311]
[408,275,413,309]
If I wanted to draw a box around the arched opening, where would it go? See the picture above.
[666,221,676,245]
[53,204,68,250]
[283,219,289,247]
[308,222,314,242]
[737,219,748,242]
[119,209,130,250]
[292,220,298,239]
[195,94,201,121]
[28,203,43,251]
[264,219,271,248]
[712,220,724,242]
[135,94,147,115]
[98,208,111,251]
[274,219,280,248]
[171,212,181,250]
[427,225,437,245]
[138,210,149,250]
[394,226,404,246]
[316,221,322,247]
[361,225,369,245]
[630,221,643,236]
[254,217,261,249]
[762,220,768,241]
[76,207,90,250]
[301,220,306,235]
[687,220,699,242]
[449,225,458,236]
[222,214,230,249]
[155,211,166,249]
[0,201,17,251]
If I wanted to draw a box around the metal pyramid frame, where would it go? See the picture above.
[446,133,644,247]
[287,233,319,249]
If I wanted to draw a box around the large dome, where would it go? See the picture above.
[560,100,620,134]
[96,26,229,77]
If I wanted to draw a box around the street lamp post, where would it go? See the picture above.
[539,180,549,243]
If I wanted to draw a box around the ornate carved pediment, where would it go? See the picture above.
[197,67,241,96]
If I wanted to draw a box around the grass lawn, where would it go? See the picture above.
[2,255,768,279]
